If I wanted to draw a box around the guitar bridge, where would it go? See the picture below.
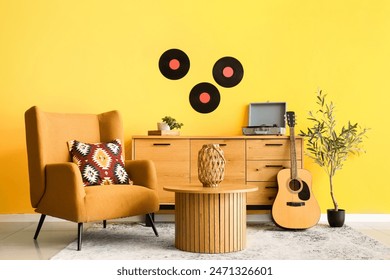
[286,202,305,207]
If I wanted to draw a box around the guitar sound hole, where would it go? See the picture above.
[289,179,301,192]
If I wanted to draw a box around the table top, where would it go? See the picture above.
[163,184,258,194]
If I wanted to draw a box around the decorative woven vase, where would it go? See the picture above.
[198,144,226,188]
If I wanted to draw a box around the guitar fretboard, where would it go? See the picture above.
[289,126,298,180]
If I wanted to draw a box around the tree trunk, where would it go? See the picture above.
[329,175,338,211]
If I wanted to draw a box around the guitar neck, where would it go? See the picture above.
[289,126,298,179]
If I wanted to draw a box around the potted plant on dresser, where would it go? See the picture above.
[299,90,369,227]
[150,116,184,136]
[161,116,183,130]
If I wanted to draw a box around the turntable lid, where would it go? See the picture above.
[248,102,286,127]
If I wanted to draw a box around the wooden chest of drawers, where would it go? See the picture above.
[132,136,303,209]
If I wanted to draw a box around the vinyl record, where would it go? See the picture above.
[189,82,220,114]
[159,49,190,80]
[212,56,244,87]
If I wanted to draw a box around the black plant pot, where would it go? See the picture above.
[327,209,345,227]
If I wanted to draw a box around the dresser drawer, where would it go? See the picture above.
[246,139,302,160]
[247,160,302,181]
[246,182,278,205]
[133,138,190,204]
[133,139,189,161]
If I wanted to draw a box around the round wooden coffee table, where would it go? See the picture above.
[163,184,258,254]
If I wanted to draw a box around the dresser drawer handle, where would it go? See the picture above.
[265,186,278,189]
[265,164,284,168]
[219,143,227,147]
[153,143,171,146]
[265,143,283,146]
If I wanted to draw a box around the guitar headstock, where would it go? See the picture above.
[286,111,296,128]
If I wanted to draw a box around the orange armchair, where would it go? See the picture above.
[24,106,159,250]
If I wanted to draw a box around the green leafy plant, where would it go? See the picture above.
[299,90,369,211]
[161,116,183,130]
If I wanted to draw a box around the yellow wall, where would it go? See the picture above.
[1,0,389,214]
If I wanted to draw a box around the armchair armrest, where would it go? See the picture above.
[41,162,87,222]
[125,159,158,191]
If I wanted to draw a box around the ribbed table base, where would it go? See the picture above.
[175,192,247,254]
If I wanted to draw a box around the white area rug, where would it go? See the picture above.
[51,222,390,260]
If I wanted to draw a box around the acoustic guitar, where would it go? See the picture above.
[272,111,320,229]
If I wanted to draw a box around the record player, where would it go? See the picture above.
[242,102,286,135]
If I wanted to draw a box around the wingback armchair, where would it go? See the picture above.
[24,106,159,250]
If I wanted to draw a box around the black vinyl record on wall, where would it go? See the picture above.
[189,82,220,114]
[212,56,244,87]
[159,49,190,80]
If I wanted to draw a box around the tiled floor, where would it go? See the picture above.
[1,219,390,260]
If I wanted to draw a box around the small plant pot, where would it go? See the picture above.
[327,209,345,227]
[157,122,170,131]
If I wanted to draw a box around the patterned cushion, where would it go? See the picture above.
[67,139,131,186]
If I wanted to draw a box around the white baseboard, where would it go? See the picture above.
[155,213,390,223]
[1,213,389,223]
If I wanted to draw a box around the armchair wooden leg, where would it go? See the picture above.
[77,223,83,251]
[103,220,107,228]
[33,214,46,240]
[146,213,158,237]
